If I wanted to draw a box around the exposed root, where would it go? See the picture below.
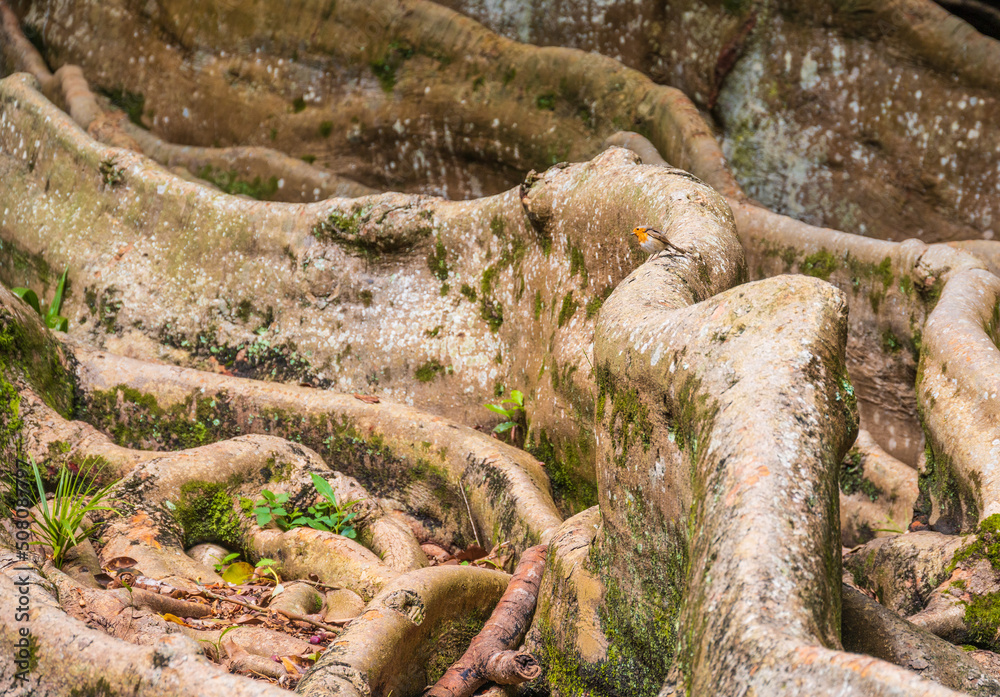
[842,583,1000,694]
[0,542,293,696]
[297,565,511,697]
[840,430,919,547]
[427,545,546,697]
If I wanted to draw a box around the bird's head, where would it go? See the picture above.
[631,226,650,244]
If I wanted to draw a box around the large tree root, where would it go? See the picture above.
[2,0,1000,693]
[296,565,511,697]
[0,540,291,696]
[840,430,919,547]
[427,544,546,697]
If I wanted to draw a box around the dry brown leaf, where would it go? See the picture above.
[353,393,380,404]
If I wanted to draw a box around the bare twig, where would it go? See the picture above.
[199,588,344,634]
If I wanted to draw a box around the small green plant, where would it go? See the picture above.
[252,473,358,538]
[198,625,237,661]
[213,552,241,574]
[99,158,125,186]
[253,489,298,529]
[13,268,69,331]
[28,456,120,568]
[485,389,525,442]
[255,557,281,584]
[304,473,358,538]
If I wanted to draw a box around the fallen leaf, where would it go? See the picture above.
[280,656,300,675]
[222,562,255,584]
[353,394,380,404]
[160,613,189,626]
[104,556,139,571]
[455,544,488,562]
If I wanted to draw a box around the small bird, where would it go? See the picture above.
[630,226,688,256]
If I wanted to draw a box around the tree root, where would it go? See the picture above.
[840,430,919,547]
[842,582,1000,694]
[427,545,546,697]
[918,269,1000,530]
[297,565,511,697]
[68,342,562,553]
[845,531,971,617]
[0,540,292,696]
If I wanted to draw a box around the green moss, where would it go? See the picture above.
[577,511,689,697]
[99,87,145,126]
[568,246,589,288]
[528,430,597,515]
[558,292,579,328]
[917,436,979,533]
[801,250,838,280]
[536,93,556,110]
[0,305,74,417]
[964,591,1000,649]
[952,514,1000,570]
[840,449,880,501]
[869,289,883,314]
[880,329,902,353]
[292,96,307,113]
[172,480,244,548]
[370,41,415,92]
[359,290,373,308]
[876,257,894,289]
[460,284,477,302]
[235,299,254,323]
[478,262,505,330]
[586,287,613,320]
[196,164,278,200]
[900,275,915,297]
[425,325,442,338]
[82,386,237,450]
[424,610,488,683]
[534,290,544,321]
[595,362,653,466]
[319,121,334,138]
[427,237,450,281]
[300,154,316,164]
[415,360,446,383]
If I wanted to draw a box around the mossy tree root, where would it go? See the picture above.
[839,429,919,548]
[68,342,563,554]
[841,583,1000,695]
[296,565,511,697]
[844,531,973,618]
[513,149,965,692]
[918,269,1000,532]
[0,0,370,201]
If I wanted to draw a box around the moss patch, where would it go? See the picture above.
[424,609,487,683]
[840,449,880,501]
[415,360,446,383]
[558,292,579,328]
[801,250,838,280]
[528,430,597,515]
[953,514,1000,570]
[172,480,244,548]
[196,164,278,200]
[82,385,238,450]
[427,237,450,281]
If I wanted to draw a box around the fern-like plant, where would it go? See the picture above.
[29,456,119,568]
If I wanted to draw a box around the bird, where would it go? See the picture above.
[630,226,688,256]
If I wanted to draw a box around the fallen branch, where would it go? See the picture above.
[426,545,547,697]
[199,588,344,634]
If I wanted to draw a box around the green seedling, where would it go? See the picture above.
[484,389,525,442]
[13,268,70,331]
